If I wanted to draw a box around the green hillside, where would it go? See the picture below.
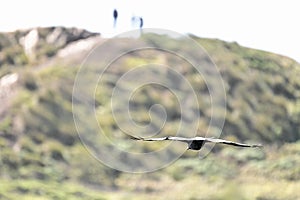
[0,27,300,199]
[194,36,300,143]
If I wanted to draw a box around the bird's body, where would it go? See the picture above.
[130,136,262,150]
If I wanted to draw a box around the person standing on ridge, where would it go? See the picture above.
[139,17,143,35]
[139,17,143,29]
[113,9,118,28]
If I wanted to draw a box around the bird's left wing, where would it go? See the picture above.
[129,136,195,143]
[129,135,169,141]
[204,138,263,148]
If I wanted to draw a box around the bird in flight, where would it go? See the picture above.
[130,136,262,150]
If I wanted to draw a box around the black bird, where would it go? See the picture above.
[130,136,262,150]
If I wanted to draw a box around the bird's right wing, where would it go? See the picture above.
[204,137,263,148]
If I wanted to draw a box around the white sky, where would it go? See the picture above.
[1,0,299,62]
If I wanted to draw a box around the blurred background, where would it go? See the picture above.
[0,0,300,199]
[1,0,300,62]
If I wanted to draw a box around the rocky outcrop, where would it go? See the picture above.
[57,36,102,58]
[0,73,18,98]
[21,29,39,61]
[41,26,100,48]
[0,27,100,66]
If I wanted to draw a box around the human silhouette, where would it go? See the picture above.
[139,17,143,29]
[130,15,144,36]
[131,16,136,27]
[139,17,144,35]
[113,9,118,28]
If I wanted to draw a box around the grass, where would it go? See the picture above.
[1,29,300,199]
[0,179,107,200]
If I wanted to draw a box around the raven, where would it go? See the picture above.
[130,136,262,150]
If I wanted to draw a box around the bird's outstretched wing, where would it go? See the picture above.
[130,135,197,142]
[130,136,204,143]
[130,135,169,141]
[203,137,262,148]
[130,135,190,141]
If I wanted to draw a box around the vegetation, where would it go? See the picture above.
[194,37,300,143]
[0,28,300,199]
[0,27,98,67]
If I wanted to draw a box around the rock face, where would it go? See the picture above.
[22,29,39,61]
[57,36,101,58]
[0,27,100,66]
[42,26,99,48]
[0,73,18,98]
